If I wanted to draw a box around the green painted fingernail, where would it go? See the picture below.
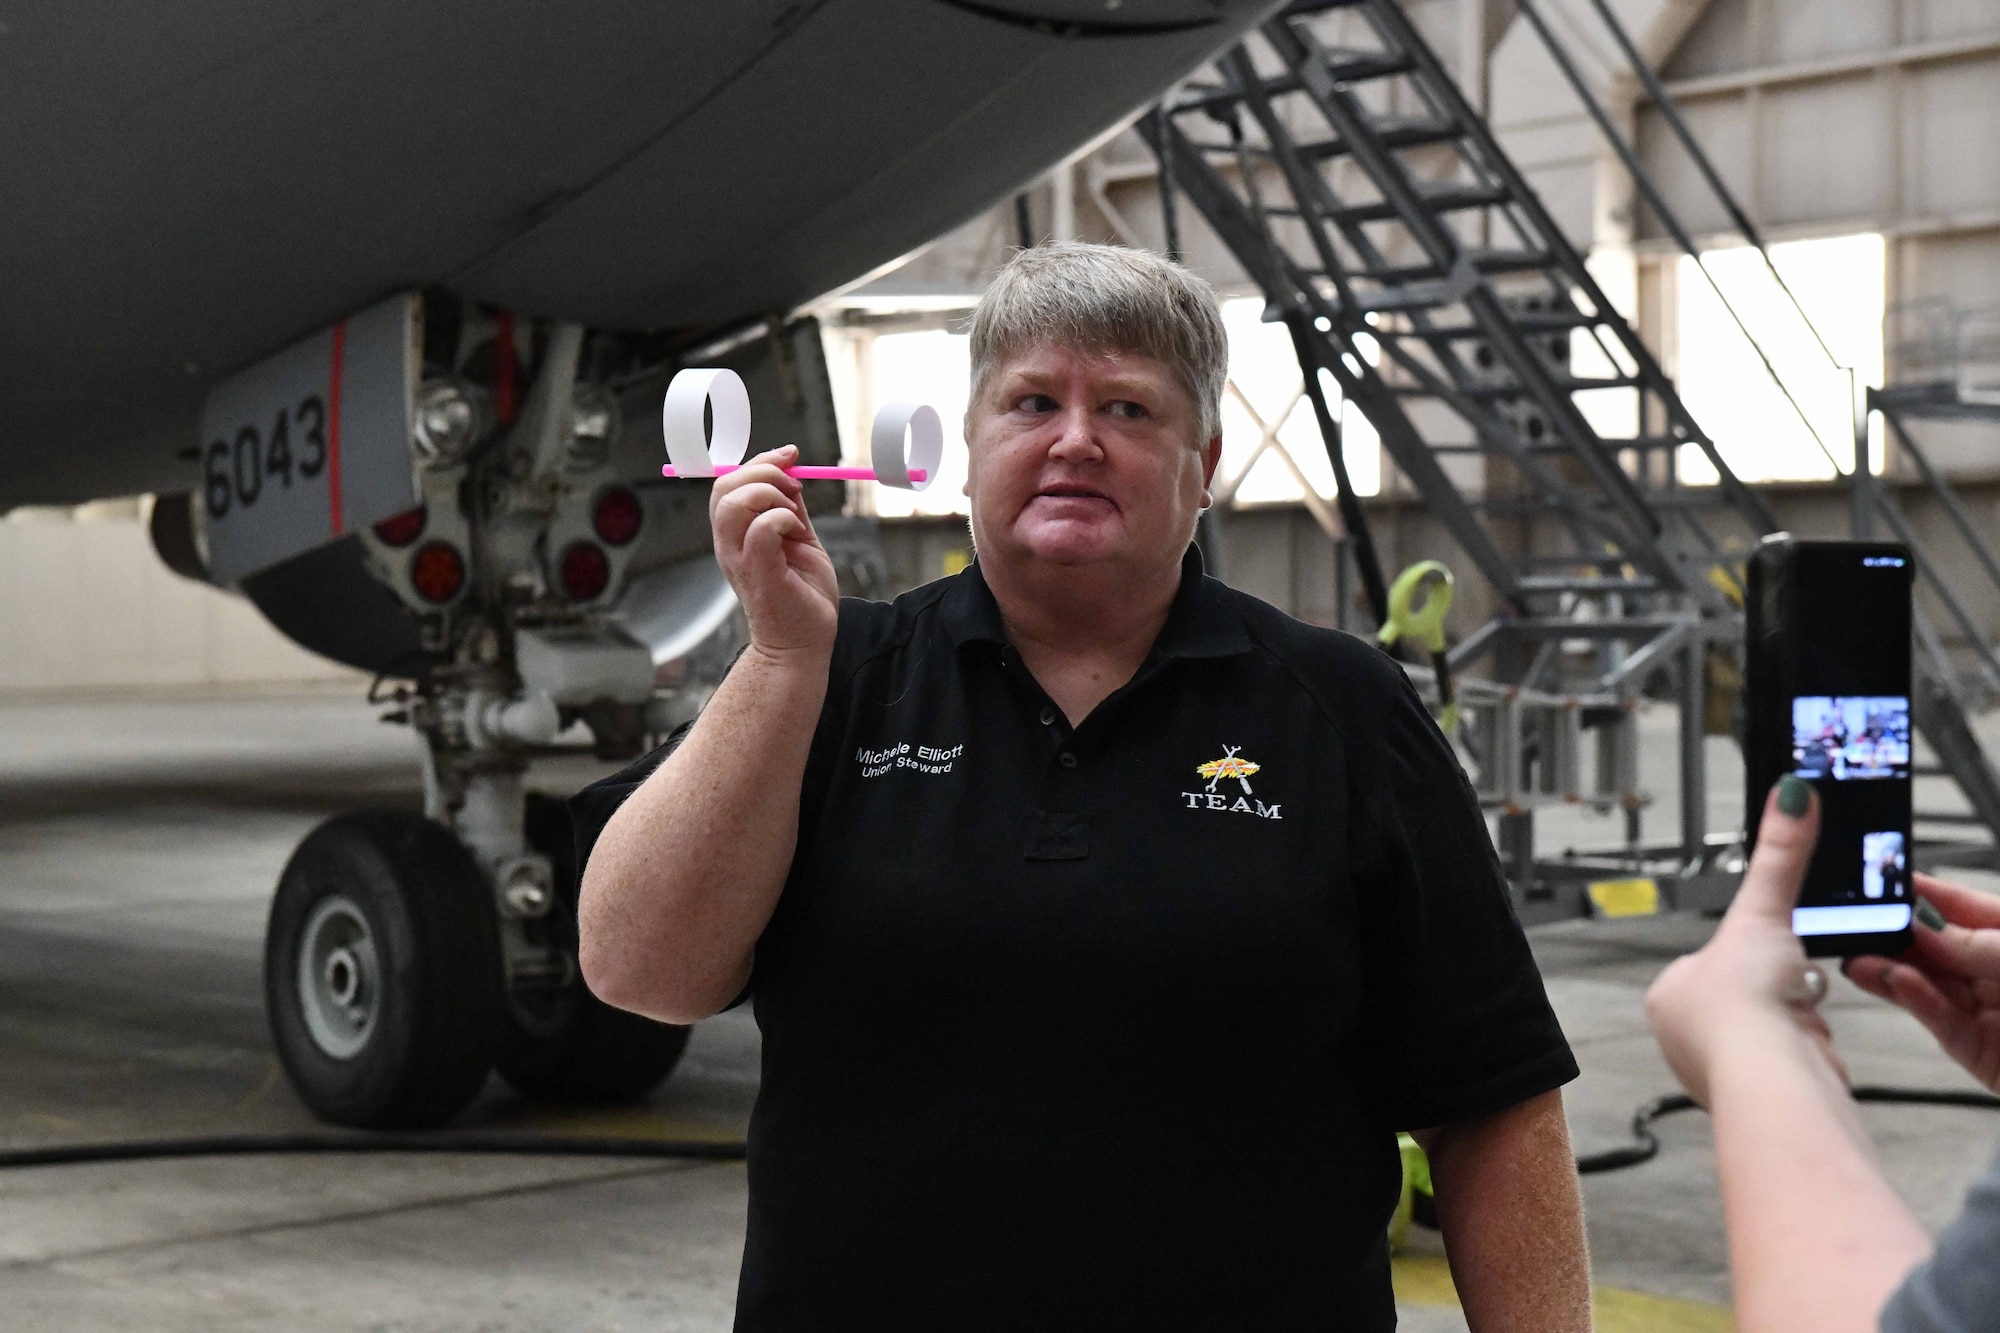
[1777,773,1812,817]
[1916,896,1946,931]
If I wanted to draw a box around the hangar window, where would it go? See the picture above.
[1671,231,1885,484]
[1217,297,1381,507]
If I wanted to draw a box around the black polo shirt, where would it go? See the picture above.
[571,547,1576,1331]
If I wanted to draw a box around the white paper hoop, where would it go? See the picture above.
[661,368,752,477]
[870,401,942,491]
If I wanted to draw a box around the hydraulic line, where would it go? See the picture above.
[1575,1085,2000,1176]
[4,1088,1994,1175]
[0,1133,745,1170]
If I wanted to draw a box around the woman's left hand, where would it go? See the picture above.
[1846,873,2000,1094]
[1646,775,1847,1106]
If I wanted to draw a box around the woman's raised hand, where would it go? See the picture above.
[1645,776,1846,1106]
[709,446,839,662]
[1846,874,2000,1095]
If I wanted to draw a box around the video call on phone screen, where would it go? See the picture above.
[1782,548,1914,938]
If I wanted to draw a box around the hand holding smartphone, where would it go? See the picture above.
[1745,536,1915,958]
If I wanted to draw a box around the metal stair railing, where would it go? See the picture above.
[1142,0,1777,912]
[1539,0,2000,864]
[1515,0,1855,482]
[1871,386,2000,864]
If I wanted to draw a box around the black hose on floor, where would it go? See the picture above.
[0,1133,747,1169]
[1575,1085,2000,1175]
[3,1087,1995,1173]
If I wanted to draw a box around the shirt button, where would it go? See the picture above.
[1039,707,1057,726]
[1059,751,1078,769]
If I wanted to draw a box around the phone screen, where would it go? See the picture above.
[1746,539,1915,955]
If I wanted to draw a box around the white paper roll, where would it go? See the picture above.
[870,401,943,491]
[662,368,752,477]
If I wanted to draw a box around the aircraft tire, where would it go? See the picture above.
[493,794,691,1105]
[497,987,694,1105]
[264,810,502,1128]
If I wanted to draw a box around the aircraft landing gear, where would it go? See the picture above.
[263,658,694,1129]
[264,811,502,1128]
[254,306,742,1128]
[493,794,691,1104]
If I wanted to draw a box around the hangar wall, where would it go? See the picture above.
[1636,0,2000,475]
[0,501,359,692]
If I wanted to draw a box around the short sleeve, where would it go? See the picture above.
[567,721,692,881]
[565,608,872,1006]
[1879,1138,2000,1332]
[1347,660,1578,1130]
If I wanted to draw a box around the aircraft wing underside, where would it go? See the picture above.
[0,0,1273,509]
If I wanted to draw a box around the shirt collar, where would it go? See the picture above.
[939,544,1252,661]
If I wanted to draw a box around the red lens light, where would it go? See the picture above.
[592,487,642,546]
[372,506,427,547]
[559,541,610,601]
[409,542,465,603]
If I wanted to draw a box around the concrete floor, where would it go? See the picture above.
[1,687,1996,1330]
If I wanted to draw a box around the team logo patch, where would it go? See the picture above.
[1196,746,1261,794]
[1183,745,1281,819]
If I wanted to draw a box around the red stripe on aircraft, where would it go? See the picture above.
[328,320,345,533]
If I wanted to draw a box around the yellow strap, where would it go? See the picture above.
[1378,560,1454,655]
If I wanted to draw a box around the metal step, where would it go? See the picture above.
[1172,47,1412,108]
[1514,575,1662,593]
[1393,310,1601,340]
[1295,115,1460,159]
[1392,374,1645,399]
[1431,435,1685,457]
[1360,248,1554,285]
[1268,183,1510,227]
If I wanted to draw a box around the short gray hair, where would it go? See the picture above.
[967,241,1228,442]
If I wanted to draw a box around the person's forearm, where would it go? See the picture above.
[1705,1021,1931,1333]
[1422,1089,1591,1332]
[578,643,829,1023]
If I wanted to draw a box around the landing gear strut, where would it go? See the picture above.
[493,794,692,1104]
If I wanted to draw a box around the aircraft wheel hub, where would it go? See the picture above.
[298,896,379,1060]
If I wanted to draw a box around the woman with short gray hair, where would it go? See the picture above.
[576,241,1590,1328]
[967,240,1231,441]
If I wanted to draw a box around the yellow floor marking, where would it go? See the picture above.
[1588,876,1661,918]
[490,1103,743,1144]
[1391,1255,1461,1306]
[1593,1285,1736,1332]
[1392,1255,1733,1331]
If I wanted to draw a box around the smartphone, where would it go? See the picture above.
[1744,535,1916,958]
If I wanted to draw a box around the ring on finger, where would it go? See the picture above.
[1786,963,1830,1006]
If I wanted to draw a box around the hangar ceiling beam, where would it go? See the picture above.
[1658,31,2000,102]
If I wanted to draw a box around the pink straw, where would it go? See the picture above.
[661,464,927,482]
